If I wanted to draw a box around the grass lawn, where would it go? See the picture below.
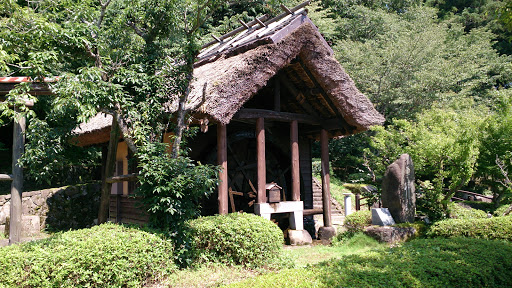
[224,237,512,288]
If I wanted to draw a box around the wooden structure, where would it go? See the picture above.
[72,2,385,234]
[0,77,53,244]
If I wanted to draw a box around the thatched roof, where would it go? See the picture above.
[71,113,113,146]
[72,6,384,146]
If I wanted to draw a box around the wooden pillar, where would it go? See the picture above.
[217,123,228,215]
[320,129,332,227]
[98,114,120,224]
[256,117,266,203]
[9,114,26,245]
[291,120,300,201]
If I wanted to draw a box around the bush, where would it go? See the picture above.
[227,238,512,287]
[493,204,512,217]
[187,213,283,267]
[427,217,512,240]
[344,210,372,233]
[0,223,175,287]
[447,202,488,219]
[459,200,495,212]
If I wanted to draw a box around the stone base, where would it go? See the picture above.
[288,229,313,246]
[364,226,417,244]
[254,201,304,230]
[318,226,336,241]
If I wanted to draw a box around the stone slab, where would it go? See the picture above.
[372,208,395,226]
[381,154,416,223]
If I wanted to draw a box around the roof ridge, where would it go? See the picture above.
[200,1,310,50]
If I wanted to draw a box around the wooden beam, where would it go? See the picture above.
[256,118,266,203]
[106,173,138,184]
[303,208,323,216]
[278,75,321,118]
[9,114,25,245]
[234,108,321,125]
[321,129,332,227]
[98,114,120,224]
[291,120,300,201]
[217,123,228,215]
[0,174,13,181]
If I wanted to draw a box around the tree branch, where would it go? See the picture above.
[126,21,147,38]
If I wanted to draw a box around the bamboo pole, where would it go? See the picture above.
[291,120,300,201]
[98,114,120,224]
[9,114,25,244]
[217,123,228,215]
[320,129,332,227]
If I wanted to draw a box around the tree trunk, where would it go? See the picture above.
[98,113,121,224]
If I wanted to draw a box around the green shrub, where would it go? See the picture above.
[493,204,512,217]
[0,223,175,287]
[447,202,488,219]
[344,210,372,233]
[228,238,512,287]
[459,200,495,212]
[392,221,427,238]
[427,216,512,240]
[188,213,283,267]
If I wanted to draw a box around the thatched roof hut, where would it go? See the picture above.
[72,6,383,146]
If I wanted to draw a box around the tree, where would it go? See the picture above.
[0,0,235,229]
[332,5,512,120]
[367,105,484,219]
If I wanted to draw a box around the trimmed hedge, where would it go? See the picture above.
[344,210,372,233]
[493,204,512,217]
[448,202,488,219]
[188,212,283,267]
[228,238,512,287]
[427,216,512,240]
[0,223,175,287]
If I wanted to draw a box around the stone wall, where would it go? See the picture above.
[0,183,101,235]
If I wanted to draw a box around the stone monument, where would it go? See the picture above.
[381,154,416,223]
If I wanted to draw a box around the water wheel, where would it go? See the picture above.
[202,130,291,215]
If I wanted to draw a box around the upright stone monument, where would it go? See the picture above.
[381,154,416,223]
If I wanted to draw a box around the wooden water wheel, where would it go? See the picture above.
[202,130,291,214]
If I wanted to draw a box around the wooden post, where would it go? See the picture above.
[356,193,361,211]
[291,120,300,201]
[217,123,228,215]
[9,114,25,245]
[321,129,332,227]
[98,114,120,224]
[256,117,266,203]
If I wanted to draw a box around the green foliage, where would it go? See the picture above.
[476,90,512,205]
[332,231,382,248]
[447,202,489,219]
[333,5,512,120]
[344,210,372,233]
[187,213,284,268]
[392,221,428,238]
[0,223,175,287]
[427,216,512,240]
[135,142,218,230]
[493,204,512,216]
[367,106,484,220]
[228,237,512,287]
